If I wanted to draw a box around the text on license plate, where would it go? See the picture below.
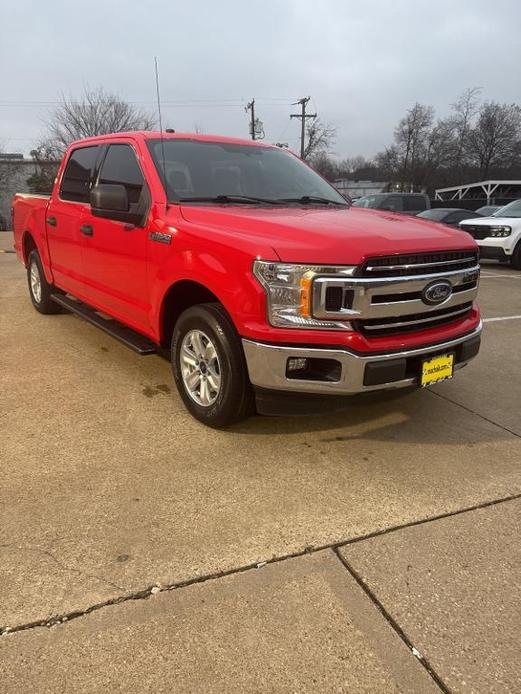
[421,353,454,387]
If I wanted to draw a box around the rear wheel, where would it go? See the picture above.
[27,250,62,314]
[171,303,254,427]
[511,241,521,270]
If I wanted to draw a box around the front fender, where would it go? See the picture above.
[148,230,271,341]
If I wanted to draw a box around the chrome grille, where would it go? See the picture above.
[356,302,473,336]
[312,249,479,336]
[362,250,478,277]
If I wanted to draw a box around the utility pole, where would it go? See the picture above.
[245,99,256,140]
[290,96,316,159]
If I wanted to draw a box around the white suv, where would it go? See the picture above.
[459,200,521,269]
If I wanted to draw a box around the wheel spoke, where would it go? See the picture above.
[204,341,217,362]
[191,331,204,358]
[207,370,221,392]
[181,344,198,368]
[185,370,201,392]
[199,378,210,405]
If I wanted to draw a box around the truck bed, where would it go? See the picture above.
[12,193,51,265]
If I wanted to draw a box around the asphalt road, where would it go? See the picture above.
[1,232,520,693]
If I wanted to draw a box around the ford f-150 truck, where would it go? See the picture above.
[12,132,482,426]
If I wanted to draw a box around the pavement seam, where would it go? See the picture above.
[332,548,451,694]
[2,492,521,638]
[427,388,521,439]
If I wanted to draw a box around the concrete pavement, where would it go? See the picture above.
[1,233,520,692]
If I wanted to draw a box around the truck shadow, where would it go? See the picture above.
[226,387,513,447]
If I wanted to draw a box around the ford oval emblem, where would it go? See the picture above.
[422,280,452,305]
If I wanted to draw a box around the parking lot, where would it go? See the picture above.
[1,230,520,692]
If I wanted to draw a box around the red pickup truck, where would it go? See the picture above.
[13,131,482,426]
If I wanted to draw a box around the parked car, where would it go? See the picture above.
[475,205,500,216]
[460,199,521,269]
[352,192,430,215]
[12,132,481,426]
[417,208,482,227]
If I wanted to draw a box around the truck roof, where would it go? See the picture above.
[68,131,273,149]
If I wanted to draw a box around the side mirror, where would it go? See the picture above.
[90,184,143,225]
[91,184,128,212]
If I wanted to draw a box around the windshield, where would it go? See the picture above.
[351,195,385,209]
[492,199,521,218]
[146,139,347,205]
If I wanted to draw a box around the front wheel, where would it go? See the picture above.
[510,241,521,270]
[171,303,254,427]
[27,250,62,314]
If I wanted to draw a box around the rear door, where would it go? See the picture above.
[403,195,428,215]
[381,195,403,212]
[79,142,151,331]
[46,145,100,294]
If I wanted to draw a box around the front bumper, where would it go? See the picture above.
[477,238,513,257]
[242,323,482,395]
[478,246,509,261]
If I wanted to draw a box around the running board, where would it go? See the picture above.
[51,293,157,355]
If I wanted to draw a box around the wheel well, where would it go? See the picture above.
[160,280,222,348]
[22,232,37,265]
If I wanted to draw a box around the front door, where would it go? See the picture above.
[80,142,151,332]
[46,144,100,295]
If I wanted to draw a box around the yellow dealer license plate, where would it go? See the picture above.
[421,353,454,387]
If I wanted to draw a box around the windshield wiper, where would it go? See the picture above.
[276,195,348,206]
[178,194,282,205]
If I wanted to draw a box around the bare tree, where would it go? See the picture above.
[375,145,400,180]
[42,87,155,156]
[468,101,521,178]
[394,103,434,190]
[27,144,60,193]
[308,152,339,180]
[303,118,336,160]
[449,87,481,172]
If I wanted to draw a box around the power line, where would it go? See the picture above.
[0,97,299,108]
[290,96,316,159]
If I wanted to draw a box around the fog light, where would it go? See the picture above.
[287,357,308,372]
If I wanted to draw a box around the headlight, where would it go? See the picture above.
[253,260,355,330]
[489,225,512,237]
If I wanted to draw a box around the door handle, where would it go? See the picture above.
[80,224,94,237]
[46,216,57,227]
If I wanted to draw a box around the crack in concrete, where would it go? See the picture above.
[427,389,521,439]
[333,548,451,693]
[2,492,520,638]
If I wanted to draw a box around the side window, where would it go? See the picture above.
[60,146,99,203]
[98,144,144,205]
[382,196,403,212]
[404,196,427,212]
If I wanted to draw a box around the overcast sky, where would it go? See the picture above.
[2,0,521,159]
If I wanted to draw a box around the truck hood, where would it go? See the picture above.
[178,205,476,264]
[460,215,520,226]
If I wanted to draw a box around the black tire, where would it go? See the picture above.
[171,303,254,427]
[27,249,62,314]
[511,241,521,270]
